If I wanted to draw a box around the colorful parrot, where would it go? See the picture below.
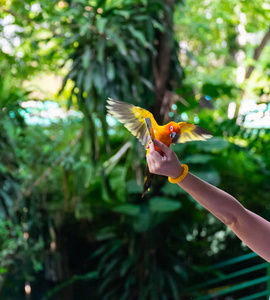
[106,98,212,197]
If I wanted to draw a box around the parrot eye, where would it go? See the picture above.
[170,125,173,132]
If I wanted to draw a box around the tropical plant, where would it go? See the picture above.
[0,0,270,299]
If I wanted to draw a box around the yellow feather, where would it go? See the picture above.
[177,122,212,143]
[106,98,158,146]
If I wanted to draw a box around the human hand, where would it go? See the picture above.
[146,139,183,179]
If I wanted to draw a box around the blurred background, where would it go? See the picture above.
[0,0,270,299]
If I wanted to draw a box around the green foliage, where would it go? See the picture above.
[91,209,190,300]
[0,0,270,299]
[149,197,182,212]
[0,220,25,280]
[175,0,270,118]
[0,76,47,294]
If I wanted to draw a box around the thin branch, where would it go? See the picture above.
[245,27,270,80]
[103,142,131,175]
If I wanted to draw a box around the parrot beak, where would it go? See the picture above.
[170,132,176,139]
[170,132,179,143]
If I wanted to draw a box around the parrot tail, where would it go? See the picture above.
[142,163,153,198]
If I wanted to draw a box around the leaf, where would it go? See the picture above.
[184,154,214,164]
[167,273,180,300]
[202,83,233,98]
[82,46,92,69]
[98,273,117,295]
[96,0,107,7]
[84,68,92,93]
[92,68,105,94]
[128,26,147,46]
[192,170,220,186]
[133,15,149,22]
[62,33,80,48]
[46,271,98,299]
[132,205,151,232]
[109,166,127,201]
[80,23,90,36]
[76,69,85,89]
[194,137,229,152]
[109,33,127,56]
[113,204,140,216]
[85,94,94,112]
[113,10,131,19]
[32,258,43,271]
[140,77,154,90]
[73,271,98,281]
[75,202,93,219]
[91,244,110,258]
[0,190,13,207]
[0,163,7,173]
[107,61,115,80]
[0,268,7,274]
[97,39,105,62]
[96,231,116,241]
[120,257,133,277]
[161,181,186,196]
[117,38,128,56]
[98,241,123,267]
[96,17,108,34]
[103,257,120,275]
[173,265,188,281]
[126,179,143,194]
[152,19,165,32]
[149,197,181,212]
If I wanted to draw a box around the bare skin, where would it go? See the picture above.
[146,139,270,262]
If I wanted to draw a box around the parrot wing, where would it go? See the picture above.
[177,122,212,143]
[106,98,158,146]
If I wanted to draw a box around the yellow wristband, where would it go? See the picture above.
[168,164,189,184]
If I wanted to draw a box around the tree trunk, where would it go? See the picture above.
[152,0,175,124]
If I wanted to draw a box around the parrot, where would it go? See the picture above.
[106,98,212,197]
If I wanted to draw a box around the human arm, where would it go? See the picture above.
[146,139,270,262]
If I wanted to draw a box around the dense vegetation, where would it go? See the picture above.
[0,0,270,299]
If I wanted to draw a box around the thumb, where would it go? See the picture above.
[153,139,170,155]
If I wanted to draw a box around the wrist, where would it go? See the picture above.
[168,164,189,184]
[169,165,184,180]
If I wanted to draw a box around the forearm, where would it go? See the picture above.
[178,172,270,262]
[178,172,243,226]
[147,140,270,261]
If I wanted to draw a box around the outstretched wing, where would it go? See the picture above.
[177,122,212,143]
[106,98,158,146]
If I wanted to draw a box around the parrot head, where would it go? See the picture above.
[167,121,180,143]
